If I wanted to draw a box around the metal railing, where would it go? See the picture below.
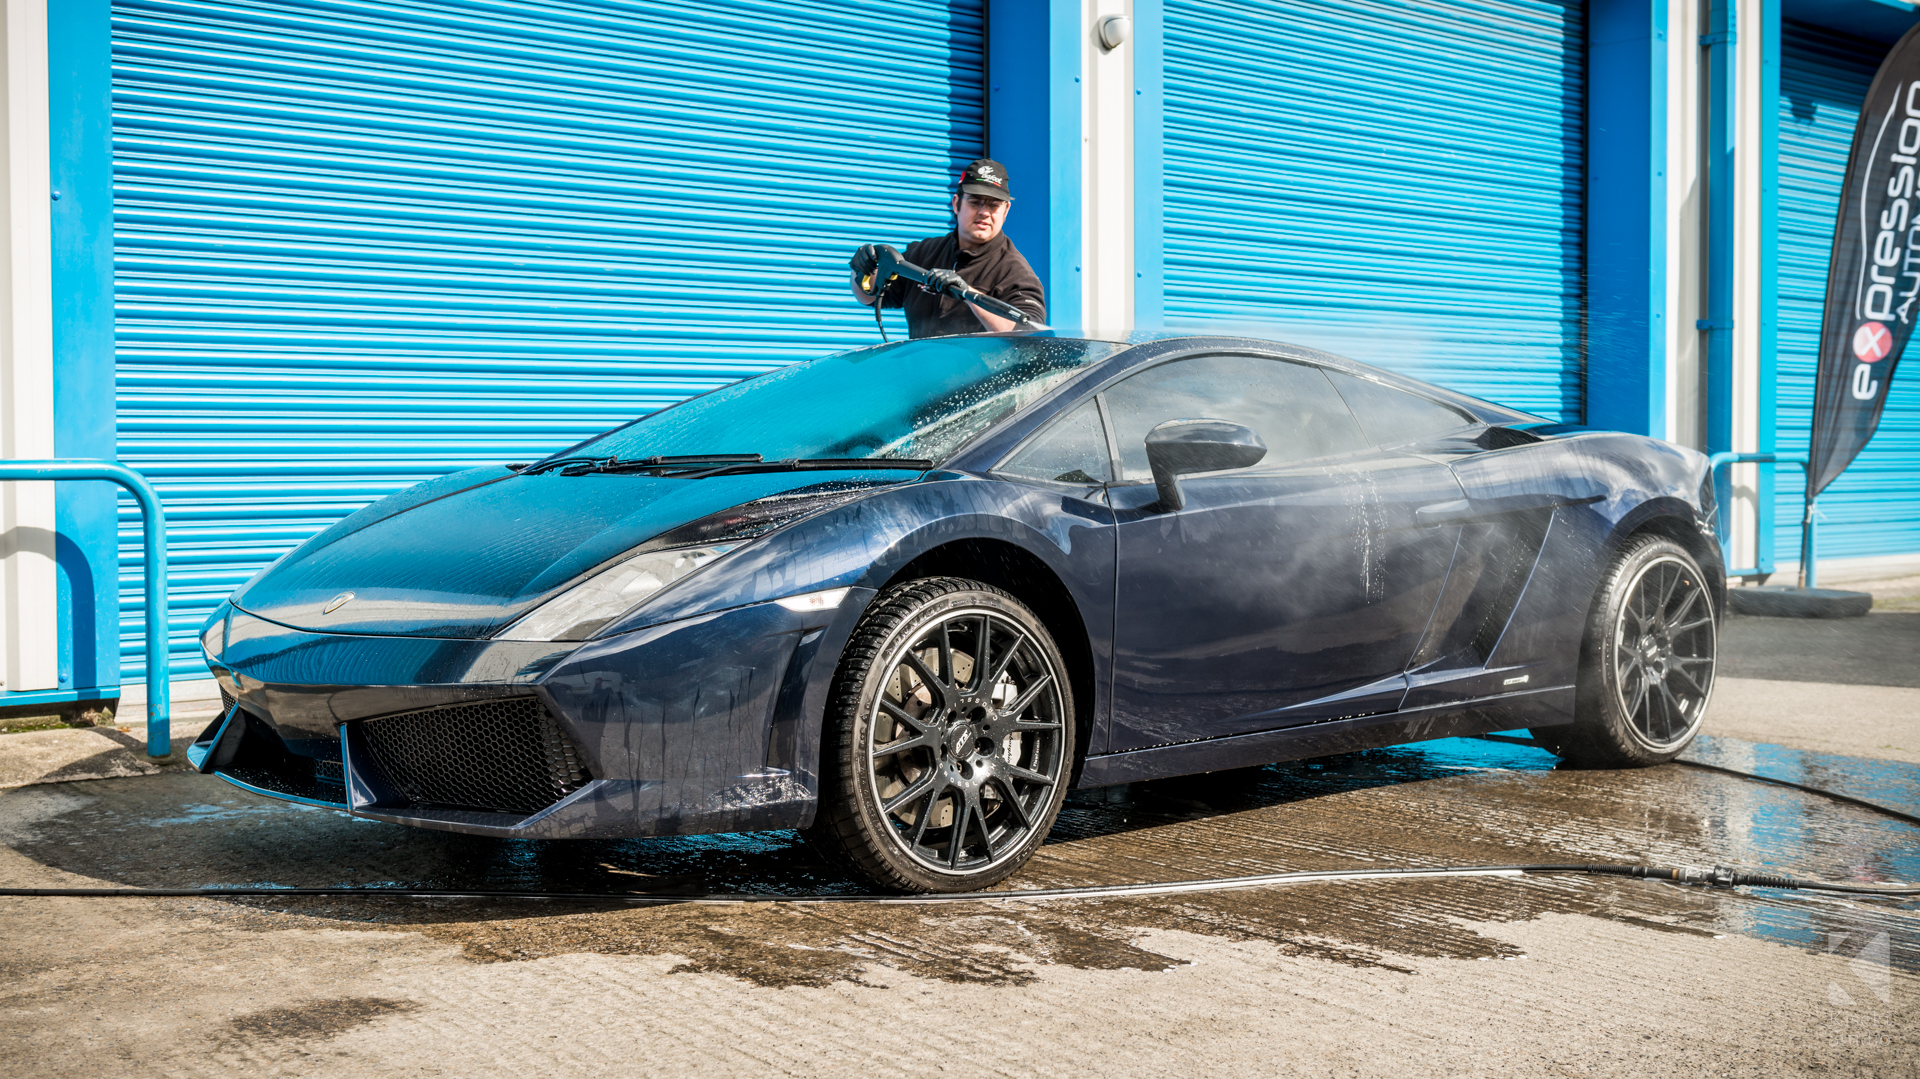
[0,461,170,757]
[1706,451,1818,588]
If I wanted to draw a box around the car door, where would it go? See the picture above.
[1323,373,1604,710]
[1104,354,1466,752]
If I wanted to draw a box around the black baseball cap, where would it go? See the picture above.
[957,158,1013,201]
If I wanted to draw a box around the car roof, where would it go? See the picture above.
[935,331,1549,474]
[993,330,1544,426]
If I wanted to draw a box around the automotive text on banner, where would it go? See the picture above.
[1809,23,1920,497]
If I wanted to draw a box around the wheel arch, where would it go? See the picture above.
[1543,504,1722,767]
[883,537,1099,784]
[1599,500,1728,624]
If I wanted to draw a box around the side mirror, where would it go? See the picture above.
[1144,419,1268,512]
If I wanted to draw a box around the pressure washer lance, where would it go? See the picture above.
[3,863,1915,906]
[858,244,1048,341]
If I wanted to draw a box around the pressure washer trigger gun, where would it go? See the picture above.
[862,244,909,342]
[882,248,1047,331]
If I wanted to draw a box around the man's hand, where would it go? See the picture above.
[921,268,966,297]
[849,244,881,279]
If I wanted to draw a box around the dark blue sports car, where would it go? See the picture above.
[194,333,1724,892]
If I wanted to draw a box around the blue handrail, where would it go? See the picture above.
[0,461,170,757]
[1705,451,1817,588]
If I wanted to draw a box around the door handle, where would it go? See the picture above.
[1416,494,1603,527]
[1414,499,1474,526]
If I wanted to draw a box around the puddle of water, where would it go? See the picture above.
[141,802,318,828]
[1684,733,1920,820]
[1,734,1914,987]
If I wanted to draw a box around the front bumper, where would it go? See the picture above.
[195,591,872,839]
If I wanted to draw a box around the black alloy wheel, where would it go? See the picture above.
[1542,536,1717,768]
[808,577,1074,893]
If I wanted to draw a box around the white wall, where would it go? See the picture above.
[0,0,56,694]
[1081,0,1134,334]
[1662,0,1772,577]
[1727,0,1770,575]
[1665,0,1703,450]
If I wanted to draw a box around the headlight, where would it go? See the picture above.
[200,611,228,658]
[498,544,734,642]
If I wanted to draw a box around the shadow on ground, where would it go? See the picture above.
[1720,611,1920,687]
[3,736,1915,987]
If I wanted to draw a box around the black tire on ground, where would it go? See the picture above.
[1538,535,1718,768]
[805,577,1076,893]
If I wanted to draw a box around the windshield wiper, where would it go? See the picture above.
[676,457,935,479]
[590,454,764,475]
[518,454,933,479]
[520,454,763,476]
[516,455,616,476]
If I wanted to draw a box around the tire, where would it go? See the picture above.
[1539,535,1718,768]
[805,577,1076,893]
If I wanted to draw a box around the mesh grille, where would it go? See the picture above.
[221,760,347,806]
[356,698,591,815]
[219,688,237,715]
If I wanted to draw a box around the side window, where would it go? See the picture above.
[1324,371,1474,446]
[997,400,1112,485]
[1102,355,1368,481]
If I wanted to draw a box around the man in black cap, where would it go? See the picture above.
[848,158,1047,337]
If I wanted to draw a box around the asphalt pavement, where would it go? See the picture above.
[1,586,1916,1077]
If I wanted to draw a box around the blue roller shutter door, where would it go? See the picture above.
[1776,22,1920,564]
[112,0,983,681]
[1162,0,1586,422]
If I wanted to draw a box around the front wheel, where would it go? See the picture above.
[1539,536,1718,768]
[806,577,1075,893]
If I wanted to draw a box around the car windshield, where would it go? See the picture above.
[560,336,1125,466]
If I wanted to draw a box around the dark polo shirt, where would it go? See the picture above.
[879,230,1046,338]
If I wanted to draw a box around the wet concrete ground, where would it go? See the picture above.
[3,733,1917,1075]
[2,609,1917,1076]
[5,735,1918,982]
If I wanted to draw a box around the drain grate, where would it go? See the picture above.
[357,698,591,815]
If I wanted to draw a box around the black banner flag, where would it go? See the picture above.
[1809,23,1920,498]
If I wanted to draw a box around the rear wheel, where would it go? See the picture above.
[807,577,1074,893]
[1540,536,1717,768]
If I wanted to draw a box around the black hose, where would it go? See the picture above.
[1555,862,1920,894]
[1672,759,1920,827]
[1477,732,1920,828]
[1,862,1913,905]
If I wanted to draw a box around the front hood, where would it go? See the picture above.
[231,469,906,638]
